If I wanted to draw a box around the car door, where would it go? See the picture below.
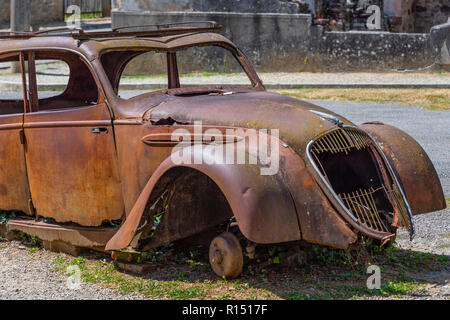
[0,52,32,214]
[22,50,124,226]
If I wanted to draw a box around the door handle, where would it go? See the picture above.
[91,127,108,134]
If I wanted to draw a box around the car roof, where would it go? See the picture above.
[0,22,238,58]
[0,32,237,59]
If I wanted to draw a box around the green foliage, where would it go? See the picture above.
[328,271,362,281]
[17,231,42,247]
[46,237,448,300]
[334,285,374,298]
[167,287,205,299]
[380,280,422,295]
[267,246,285,264]
[27,247,40,254]
[0,211,16,225]
[283,292,319,300]
[309,245,350,266]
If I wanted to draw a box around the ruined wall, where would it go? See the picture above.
[311,27,432,71]
[111,0,307,14]
[112,11,312,72]
[0,0,10,25]
[383,0,450,32]
[112,10,446,72]
[414,0,450,32]
[0,0,64,28]
[111,0,450,33]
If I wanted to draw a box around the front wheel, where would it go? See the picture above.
[209,232,243,279]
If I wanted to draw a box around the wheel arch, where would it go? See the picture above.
[105,146,301,251]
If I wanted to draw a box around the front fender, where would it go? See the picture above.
[360,123,446,215]
[106,144,301,251]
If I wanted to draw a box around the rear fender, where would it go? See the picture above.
[360,123,446,215]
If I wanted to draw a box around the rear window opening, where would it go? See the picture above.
[0,51,99,116]
[0,56,25,115]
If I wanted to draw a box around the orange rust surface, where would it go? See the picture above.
[361,123,446,215]
[0,28,445,252]
[0,115,31,214]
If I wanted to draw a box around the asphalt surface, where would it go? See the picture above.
[309,100,450,198]
[309,101,449,261]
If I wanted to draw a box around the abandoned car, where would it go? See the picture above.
[0,22,445,278]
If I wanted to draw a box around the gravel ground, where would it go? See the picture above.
[0,241,144,300]
[0,100,448,300]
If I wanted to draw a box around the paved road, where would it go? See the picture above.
[310,101,449,261]
[310,100,450,198]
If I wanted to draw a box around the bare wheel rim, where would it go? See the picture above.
[209,232,243,279]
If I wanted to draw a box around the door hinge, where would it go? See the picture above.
[19,129,26,145]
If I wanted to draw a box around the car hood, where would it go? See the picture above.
[149,91,355,156]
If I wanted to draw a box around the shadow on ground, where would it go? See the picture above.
[34,235,448,300]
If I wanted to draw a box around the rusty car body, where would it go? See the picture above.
[0,22,445,277]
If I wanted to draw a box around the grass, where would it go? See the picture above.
[45,237,449,300]
[64,12,103,20]
[275,88,450,111]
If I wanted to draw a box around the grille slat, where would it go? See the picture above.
[389,184,411,232]
[339,188,389,233]
[308,127,405,235]
[311,127,373,155]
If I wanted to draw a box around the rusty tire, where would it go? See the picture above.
[209,232,243,279]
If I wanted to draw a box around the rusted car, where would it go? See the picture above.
[0,22,445,278]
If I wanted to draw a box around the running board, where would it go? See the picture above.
[6,218,118,248]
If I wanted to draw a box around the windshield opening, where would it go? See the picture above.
[100,45,254,100]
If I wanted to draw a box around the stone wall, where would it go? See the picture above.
[311,28,432,71]
[111,0,307,14]
[0,0,64,29]
[112,10,447,72]
[112,11,312,72]
[414,0,450,33]
[0,0,10,25]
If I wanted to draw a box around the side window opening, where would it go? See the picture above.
[101,50,168,100]
[0,54,25,115]
[29,51,99,112]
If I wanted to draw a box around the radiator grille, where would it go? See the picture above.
[308,127,406,236]
[310,127,370,155]
[338,187,389,233]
